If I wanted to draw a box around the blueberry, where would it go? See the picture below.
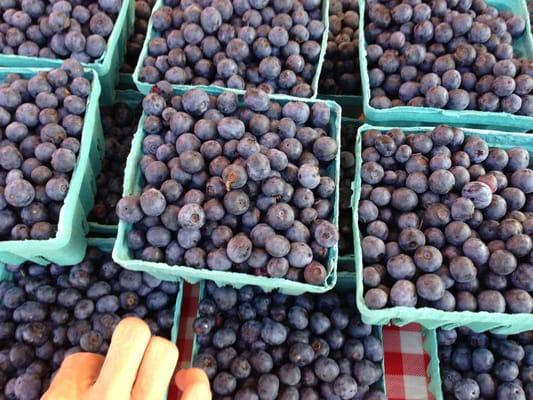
[138,188,166,217]
[5,179,34,207]
[313,136,337,162]
[390,280,417,307]
[496,382,526,400]
[50,147,77,172]
[115,196,143,223]
[462,181,492,209]
[454,378,480,400]
[415,273,444,301]
[489,249,517,276]
[511,169,533,194]
[96,294,119,313]
[213,371,237,396]
[180,89,209,117]
[311,356,339,383]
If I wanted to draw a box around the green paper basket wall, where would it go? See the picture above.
[132,0,330,99]
[337,117,362,281]
[188,274,387,397]
[119,73,136,89]
[358,0,533,131]
[113,91,341,295]
[89,89,144,238]
[353,123,533,334]
[318,95,363,118]
[0,68,105,266]
[423,329,445,400]
[0,0,135,106]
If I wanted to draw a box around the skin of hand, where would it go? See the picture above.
[42,317,211,400]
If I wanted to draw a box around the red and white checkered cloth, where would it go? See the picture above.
[383,324,434,400]
[169,284,434,400]
[175,283,199,371]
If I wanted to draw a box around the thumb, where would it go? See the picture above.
[175,368,211,400]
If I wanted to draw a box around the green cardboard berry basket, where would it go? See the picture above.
[132,0,330,100]
[422,328,446,400]
[0,237,183,400]
[94,238,183,400]
[189,274,387,398]
[119,73,136,89]
[1,236,184,347]
[420,327,533,400]
[358,0,533,131]
[316,1,362,114]
[83,238,183,347]
[337,117,362,281]
[0,68,105,266]
[113,92,341,295]
[89,89,144,238]
[0,0,135,106]
[318,95,363,118]
[353,123,533,334]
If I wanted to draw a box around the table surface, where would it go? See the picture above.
[170,283,435,400]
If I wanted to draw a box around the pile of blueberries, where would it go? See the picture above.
[0,0,122,62]
[0,247,179,400]
[318,0,360,96]
[120,0,156,73]
[193,283,386,399]
[89,101,141,225]
[365,0,533,115]
[138,0,326,97]
[0,59,90,241]
[116,86,339,285]
[359,125,533,313]
[338,120,356,259]
[437,327,532,400]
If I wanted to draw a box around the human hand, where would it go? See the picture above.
[42,317,211,400]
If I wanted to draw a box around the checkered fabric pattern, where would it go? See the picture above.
[169,284,434,400]
[168,283,199,400]
[383,324,433,400]
[176,283,199,370]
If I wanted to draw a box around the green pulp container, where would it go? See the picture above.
[318,95,363,118]
[65,237,183,347]
[353,123,533,334]
[189,275,387,397]
[88,89,144,238]
[0,0,135,106]
[420,327,533,400]
[358,0,533,130]
[113,93,341,295]
[0,237,184,400]
[119,73,136,89]
[83,238,183,349]
[132,0,330,99]
[336,117,362,281]
[423,329,446,400]
[337,255,356,287]
[0,68,105,266]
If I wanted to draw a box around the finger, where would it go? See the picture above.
[90,317,151,398]
[131,336,179,400]
[175,368,211,400]
[179,382,212,400]
[42,353,104,400]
